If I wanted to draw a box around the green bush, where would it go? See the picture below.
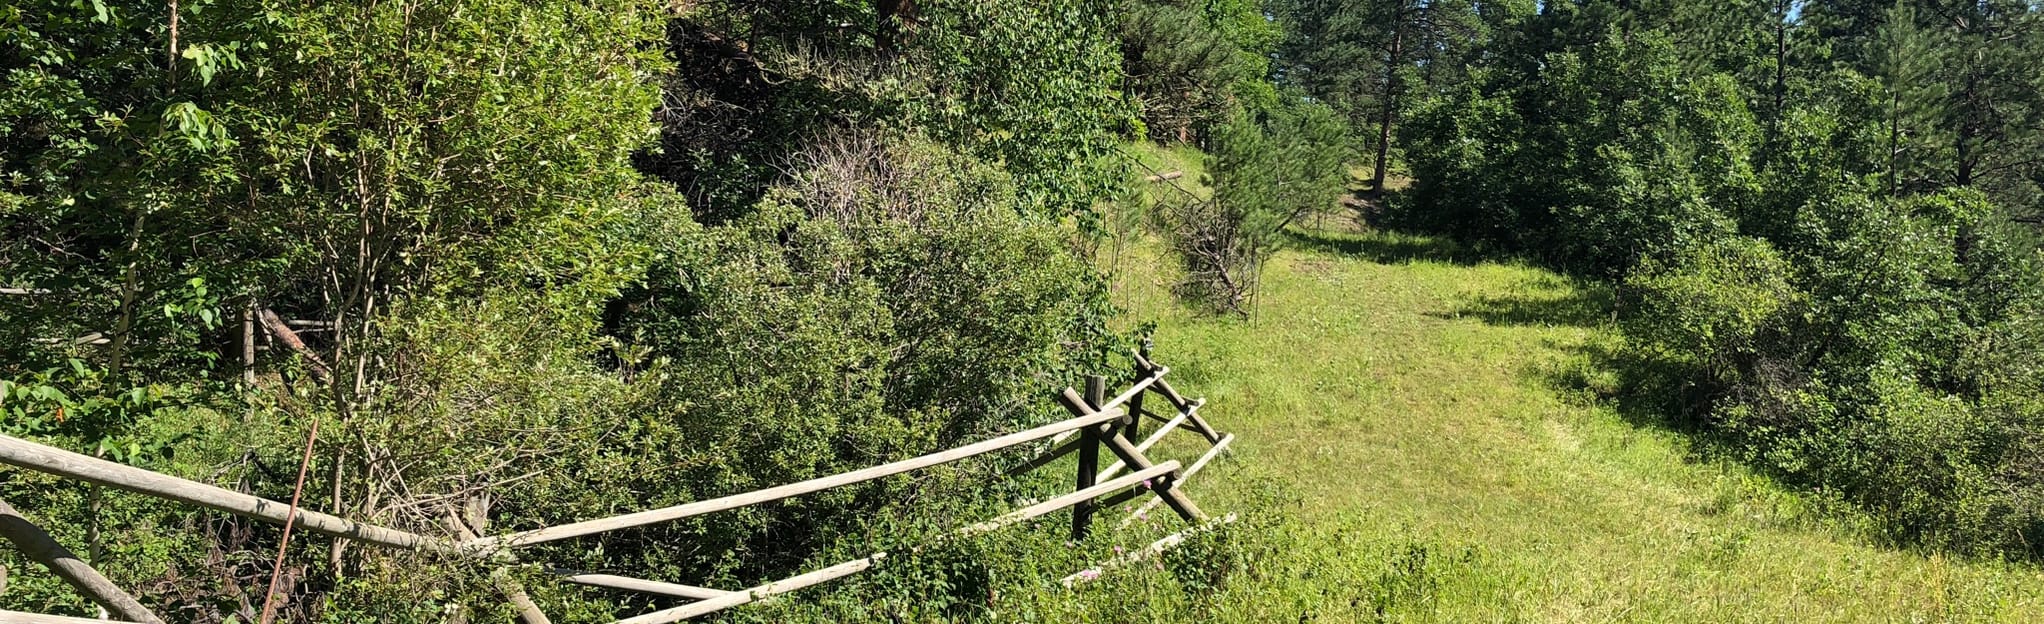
[483,134,1124,601]
[1,1,1132,619]
[1606,189,2044,557]
[1399,30,1748,277]
[1621,236,1798,382]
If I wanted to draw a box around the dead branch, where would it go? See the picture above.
[257,309,333,385]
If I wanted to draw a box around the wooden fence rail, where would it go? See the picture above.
[0,348,1237,623]
[0,610,140,624]
[613,555,886,624]
[0,435,450,553]
[466,405,1131,552]
[569,459,1185,616]
[0,498,161,623]
[1120,434,1235,530]
[1065,513,1239,587]
[554,573,730,600]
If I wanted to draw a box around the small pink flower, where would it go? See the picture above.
[1077,569,1101,581]
[1113,546,1125,555]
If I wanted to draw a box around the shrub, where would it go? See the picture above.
[1398,31,1748,277]
[530,133,1121,589]
[1612,189,2044,557]
[1621,236,1799,384]
[1165,99,1347,314]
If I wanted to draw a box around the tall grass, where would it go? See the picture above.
[733,157,2044,621]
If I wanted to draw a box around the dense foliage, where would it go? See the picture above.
[1,0,1142,620]
[14,0,2040,620]
[1379,0,2044,556]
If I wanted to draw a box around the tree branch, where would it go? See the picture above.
[258,308,333,385]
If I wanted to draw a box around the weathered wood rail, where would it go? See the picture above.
[0,347,1236,622]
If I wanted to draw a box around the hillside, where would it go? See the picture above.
[1078,225,2044,622]
[6,1,2042,619]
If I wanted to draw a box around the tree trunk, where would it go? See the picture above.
[1770,0,1788,142]
[1954,73,1978,266]
[258,308,332,384]
[1371,21,1405,197]
[1888,91,1902,196]
[875,0,916,54]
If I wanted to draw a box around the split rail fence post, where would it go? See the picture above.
[443,508,552,624]
[1072,375,1108,540]
[1055,388,1205,523]
[1129,340,1151,442]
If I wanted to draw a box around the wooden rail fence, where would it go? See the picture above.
[0,346,1236,622]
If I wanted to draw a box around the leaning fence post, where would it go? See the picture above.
[1073,375,1109,540]
[1129,339,1153,441]
[443,508,553,624]
[1087,375,1112,441]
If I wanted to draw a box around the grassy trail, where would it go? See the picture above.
[1100,226,2044,622]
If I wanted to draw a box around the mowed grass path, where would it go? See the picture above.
[1103,227,2044,622]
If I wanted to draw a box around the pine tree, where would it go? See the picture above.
[1274,0,1497,195]
[1870,1,1953,196]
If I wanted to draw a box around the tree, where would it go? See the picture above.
[1276,0,1498,195]
[1166,98,1347,314]
[1869,1,1953,196]
[1806,0,2044,220]
[1120,2,1257,143]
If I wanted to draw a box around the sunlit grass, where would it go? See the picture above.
[1043,220,2044,622]
[758,161,2043,621]
[1123,140,1210,198]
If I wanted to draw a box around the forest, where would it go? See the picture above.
[3,0,2043,621]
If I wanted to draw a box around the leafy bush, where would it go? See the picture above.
[1,1,1131,619]
[1621,236,1798,385]
[1399,30,1747,276]
[495,133,1123,597]
[1604,188,2044,557]
[643,0,1132,223]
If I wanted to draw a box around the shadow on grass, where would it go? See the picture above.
[1541,338,1720,437]
[1545,337,2044,560]
[1283,227,1486,266]
[1430,279,1615,329]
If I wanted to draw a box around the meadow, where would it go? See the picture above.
[997,221,2044,622]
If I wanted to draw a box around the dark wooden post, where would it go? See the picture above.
[1129,339,1153,440]
[1086,374,1111,444]
[1072,375,1108,540]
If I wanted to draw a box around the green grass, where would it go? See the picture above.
[1054,225,2044,622]
[1124,140,1211,195]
